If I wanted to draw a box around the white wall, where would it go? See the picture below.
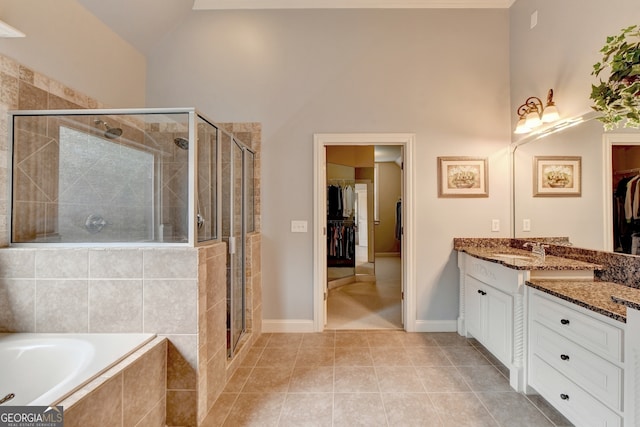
[146,9,512,327]
[0,0,146,107]
[509,0,640,250]
[509,0,640,126]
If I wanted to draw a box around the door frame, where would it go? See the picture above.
[312,133,416,332]
[603,133,640,252]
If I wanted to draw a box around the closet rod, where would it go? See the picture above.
[614,167,640,175]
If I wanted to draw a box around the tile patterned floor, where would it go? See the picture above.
[202,331,573,426]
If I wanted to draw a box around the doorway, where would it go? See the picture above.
[313,133,416,332]
[604,134,640,254]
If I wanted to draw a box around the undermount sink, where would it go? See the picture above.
[491,253,534,260]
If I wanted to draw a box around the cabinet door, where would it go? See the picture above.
[464,275,485,340]
[484,286,513,364]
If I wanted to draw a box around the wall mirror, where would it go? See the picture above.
[512,113,640,253]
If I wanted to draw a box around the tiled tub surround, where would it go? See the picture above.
[60,336,167,427]
[0,240,263,426]
[0,53,264,426]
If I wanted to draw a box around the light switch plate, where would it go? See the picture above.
[291,220,308,233]
[523,219,531,232]
[491,219,500,232]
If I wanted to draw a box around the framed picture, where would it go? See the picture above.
[437,156,488,198]
[533,156,582,197]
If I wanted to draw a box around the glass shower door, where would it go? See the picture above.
[224,134,246,358]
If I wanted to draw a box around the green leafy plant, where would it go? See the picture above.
[590,25,640,130]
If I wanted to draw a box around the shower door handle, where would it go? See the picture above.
[228,236,236,254]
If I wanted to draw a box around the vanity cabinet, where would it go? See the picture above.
[458,252,526,391]
[464,274,513,365]
[624,307,640,427]
[528,289,624,427]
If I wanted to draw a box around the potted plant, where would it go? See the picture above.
[590,25,640,130]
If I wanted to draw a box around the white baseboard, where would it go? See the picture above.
[262,319,457,333]
[413,320,458,332]
[262,319,315,333]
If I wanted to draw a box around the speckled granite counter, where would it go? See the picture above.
[611,293,640,312]
[454,237,640,323]
[456,246,602,271]
[527,279,639,323]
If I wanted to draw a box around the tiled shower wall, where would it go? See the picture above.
[0,54,263,426]
[0,53,108,245]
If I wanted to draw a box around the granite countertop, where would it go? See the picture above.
[527,279,640,323]
[611,293,640,312]
[457,246,602,271]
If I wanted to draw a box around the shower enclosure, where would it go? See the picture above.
[8,107,255,357]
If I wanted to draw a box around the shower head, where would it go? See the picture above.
[94,119,123,139]
[174,137,189,150]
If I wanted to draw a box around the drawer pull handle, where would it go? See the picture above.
[560,319,570,325]
[477,290,486,296]
[560,354,570,361]
[560,393,570,401]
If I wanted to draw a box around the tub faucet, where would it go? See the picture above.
[523,242,549,261]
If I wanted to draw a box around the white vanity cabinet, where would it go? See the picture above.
[458,252,527,391]
[528,289,625,427]
[624,307,640,427]
[464,273,513,366]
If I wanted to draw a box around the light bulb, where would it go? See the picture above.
[525,110,542,128]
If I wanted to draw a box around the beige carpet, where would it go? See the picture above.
[326,256,402,330]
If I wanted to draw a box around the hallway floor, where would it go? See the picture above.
[326,255,402,329]
[202,331,572,426]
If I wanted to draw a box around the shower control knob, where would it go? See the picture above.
[85,214,108,234]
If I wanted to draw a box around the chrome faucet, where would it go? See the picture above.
[523,242,549,261]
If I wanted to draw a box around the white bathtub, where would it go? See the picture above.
[0,333,155,406]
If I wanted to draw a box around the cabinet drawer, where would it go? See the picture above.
[530,321,622,410]
[530,291,623,362]
[529,355,622,427]
[464,255,521,294]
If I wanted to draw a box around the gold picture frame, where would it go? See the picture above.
[533,156,582,197]
[437,156,488,198]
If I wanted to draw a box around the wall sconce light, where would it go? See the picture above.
[514,89,560,134]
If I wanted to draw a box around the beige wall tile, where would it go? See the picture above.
[0,72,18,110]
[143,249,197,279]
[123,340,167,426]
[143,279,197,334]
[0,278,35,332]
[206,252,226,309]
[35,249,88,278]
[88,280,142,332]
[0,249,35,278]
[135,397,166,427]
[64,374,124,427]
[167,339,196,390]
[206,346,226,409]
[166,390,197,427]
[35,279,88,332]
[18,82,48,110]
[207,299,226,359]
[88,249,143,278]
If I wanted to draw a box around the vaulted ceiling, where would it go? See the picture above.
[77,0,513,54]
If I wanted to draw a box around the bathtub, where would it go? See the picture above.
[0,333,155,406]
